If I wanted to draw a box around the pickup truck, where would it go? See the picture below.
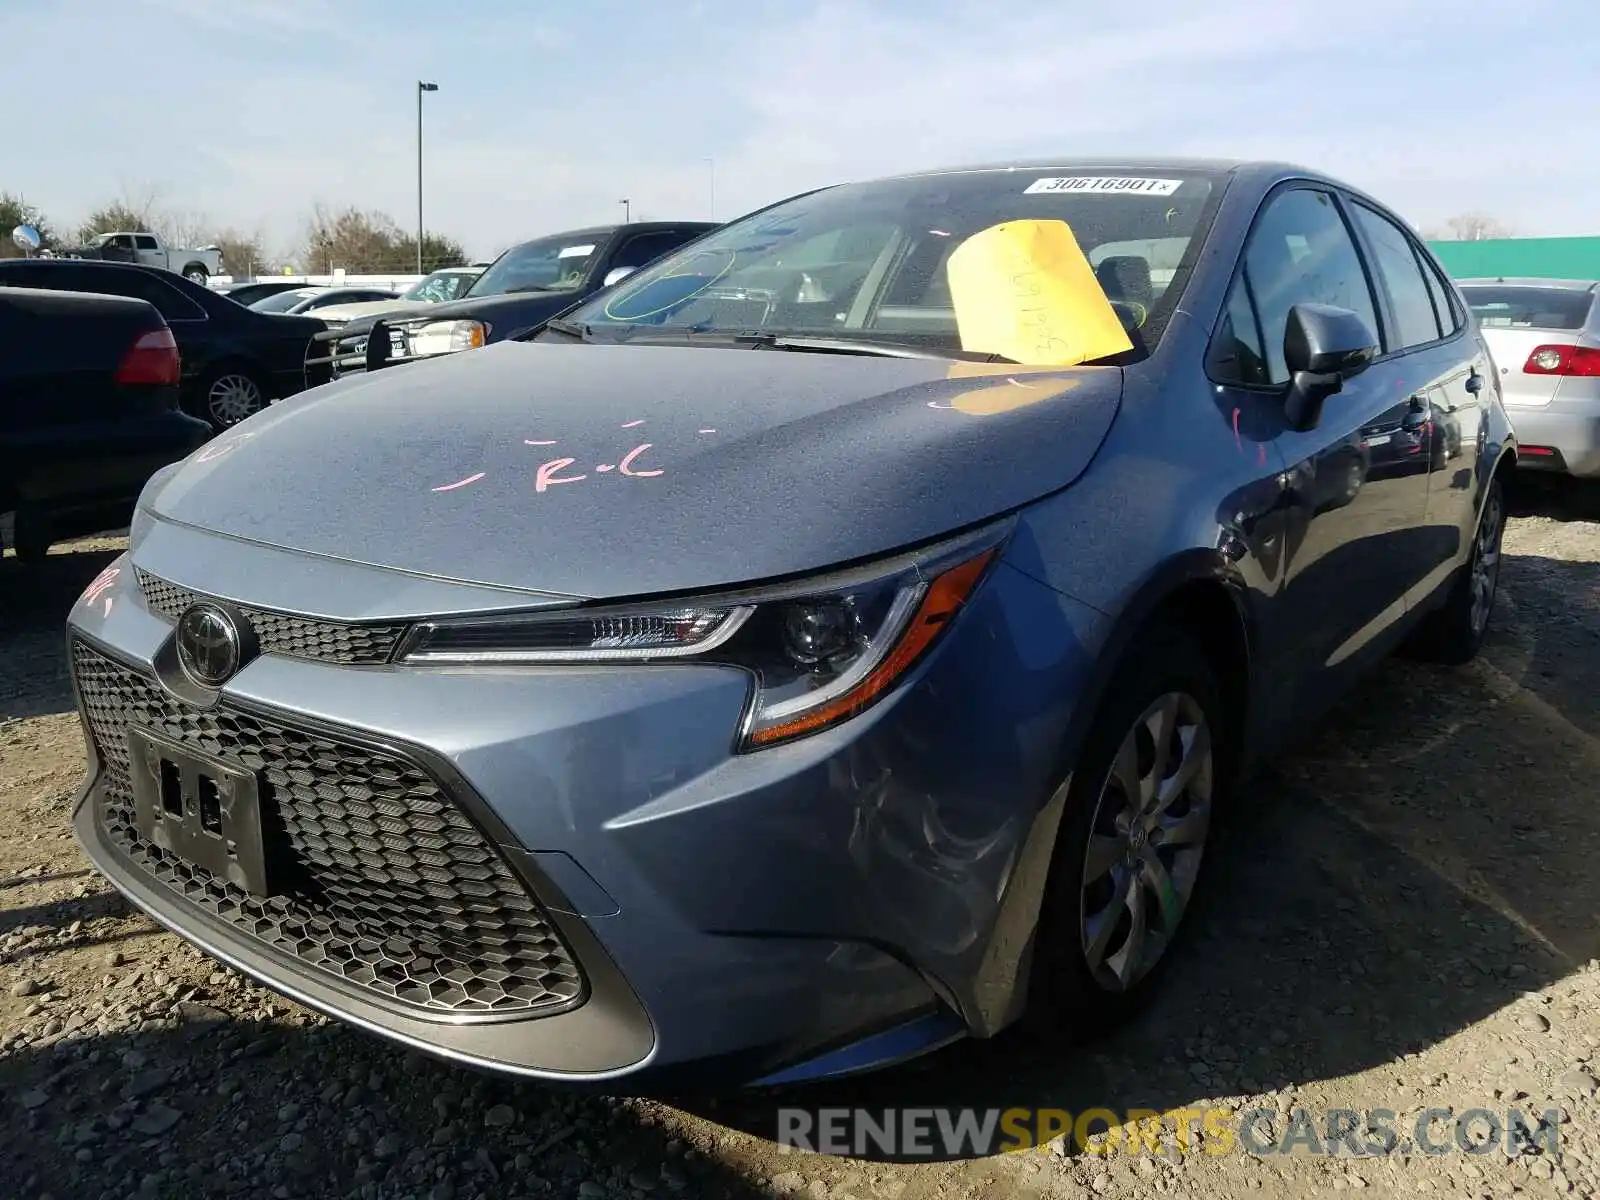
[61,231,223,285]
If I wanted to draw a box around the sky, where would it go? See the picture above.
[6,0,1596,263]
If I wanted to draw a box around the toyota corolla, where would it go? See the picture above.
[67,158,1515,1090]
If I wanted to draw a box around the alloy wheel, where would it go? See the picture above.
[1469,487,1505,636]
[207,374,264,427]
[1079,691,1213,992]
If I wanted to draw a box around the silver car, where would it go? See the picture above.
[1458,278,1600,477]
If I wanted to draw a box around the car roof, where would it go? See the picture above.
[876,155,1326,185]
[1456,277,1600,292]
[512,220,720,245]
[3,258,154,273]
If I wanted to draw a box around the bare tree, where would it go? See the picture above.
[208,227,274,278]
[1440,212,1513,242]
[301,204,465,273]
[163,208,223,250]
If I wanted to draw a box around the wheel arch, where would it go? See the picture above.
[963,548,1257,1037]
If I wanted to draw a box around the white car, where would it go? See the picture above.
[1458,277,1600,478]
[308,266,484,325]
[248,286,402,316]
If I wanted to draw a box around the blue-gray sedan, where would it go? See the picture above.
[66,157,1516,1091]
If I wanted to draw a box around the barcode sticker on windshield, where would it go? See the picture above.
[558,244,596,258]
[1024,176,1184,196]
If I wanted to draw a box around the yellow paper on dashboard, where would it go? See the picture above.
[946,220,1133,366]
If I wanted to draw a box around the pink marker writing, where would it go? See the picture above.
[536,458,588,491]
[82,565,121,608]
[431,472,486,493]
[618,444,663,477]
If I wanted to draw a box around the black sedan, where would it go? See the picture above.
[319,220,718,376]
[1,286,209,561]
[0,260,332,430]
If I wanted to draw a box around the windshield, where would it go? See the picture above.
[1460,285,1594,331]
[560,170,1219,360]
[466,235,606,297]
[403,270,478,302]
[250,289,321,313]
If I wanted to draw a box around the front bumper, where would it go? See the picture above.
[66,528,1105,1088]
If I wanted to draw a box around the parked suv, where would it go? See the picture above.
[316,221,718,376]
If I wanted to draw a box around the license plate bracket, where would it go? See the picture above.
[126,728,272,897]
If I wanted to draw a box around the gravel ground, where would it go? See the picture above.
[2,479,1598,1200]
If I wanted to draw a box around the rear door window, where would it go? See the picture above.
[84,269,208,322]
[1348,203,1443,349]
[610,231,701,273]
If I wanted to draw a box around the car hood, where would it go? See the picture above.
[314,298,438,324]
[405,289,586,334]
[146,341,1122,600]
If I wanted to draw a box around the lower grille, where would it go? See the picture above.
[73,640,585,1018]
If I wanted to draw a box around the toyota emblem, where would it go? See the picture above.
[176,603,243,688]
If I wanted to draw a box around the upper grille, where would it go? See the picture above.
[135,569,407,666]
[73,640,585,1018]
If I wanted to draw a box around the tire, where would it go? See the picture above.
[1026,624,1229,1040]
[1404,474,1506,666]
[183,265,210,286]
[191,366,267,430]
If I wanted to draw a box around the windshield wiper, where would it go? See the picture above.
[542,317,593,341]
[732,333,1018,364]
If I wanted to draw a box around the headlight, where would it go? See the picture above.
[408,319,488,357]
[395,523,1008,751]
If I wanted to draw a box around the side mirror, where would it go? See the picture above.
[1282,302,1378,431]
[11,224,41,254]
[602,266,637,288]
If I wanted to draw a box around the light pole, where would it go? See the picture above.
[417,80,438,274]
[619,198,631,223]
[704,157,715,220]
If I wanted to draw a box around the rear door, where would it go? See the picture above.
[1458,282,1598,408]
[1344,201,1487,567]
[1208,184,1430,716]
[134,234,164,269]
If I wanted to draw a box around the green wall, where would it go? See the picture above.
[1426,236,1600,280]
